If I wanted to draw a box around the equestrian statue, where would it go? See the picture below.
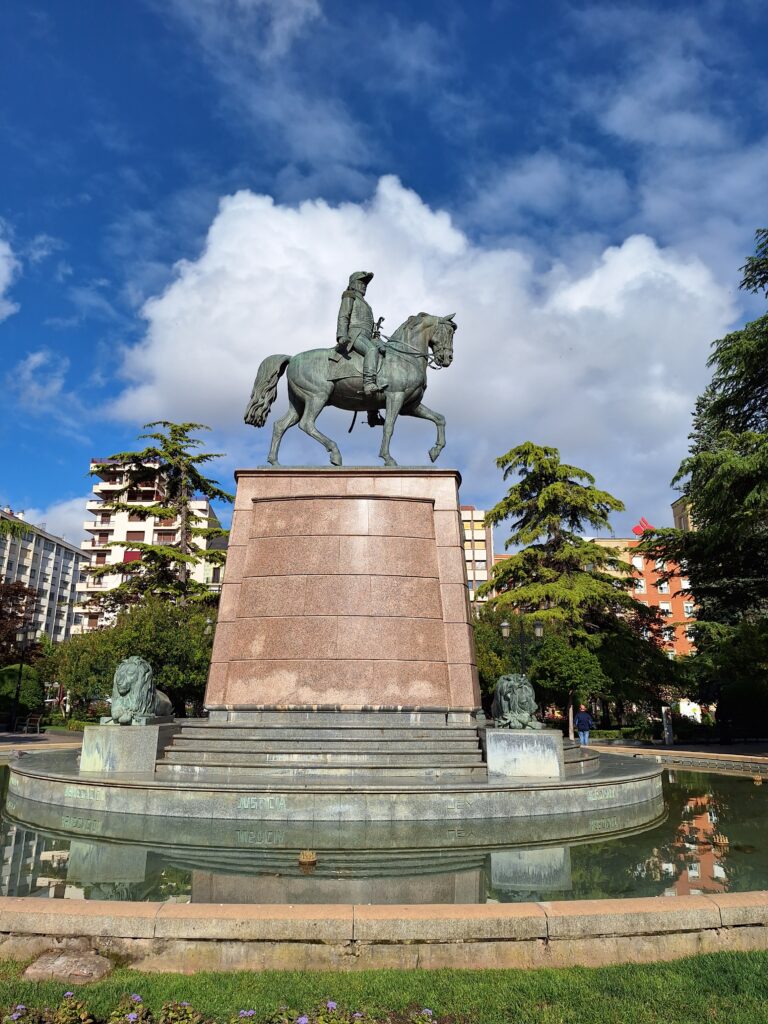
[244,270,456,466]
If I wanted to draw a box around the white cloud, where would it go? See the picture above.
[0,234,20,322]
[109,176,735,529]
[6,349,88,440]
[24,496,90,544]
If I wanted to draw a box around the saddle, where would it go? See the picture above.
[327,347,384,383]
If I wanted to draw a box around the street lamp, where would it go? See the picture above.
[500,617,545,676]
[10,626,35,732]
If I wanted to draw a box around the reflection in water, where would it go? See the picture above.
[1,771,766,904]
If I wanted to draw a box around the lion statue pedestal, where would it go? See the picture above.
[79,656,176,776]
[486,673,564,780]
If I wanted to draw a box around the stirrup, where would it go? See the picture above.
[364,378,386,395]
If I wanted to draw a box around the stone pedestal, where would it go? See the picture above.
[80,723,177,774]
[485,729,565,779]
[205,467,481,712]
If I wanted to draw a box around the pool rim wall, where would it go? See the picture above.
[1,891,768,971]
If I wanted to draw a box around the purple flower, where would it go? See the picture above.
[180,1004,191,1008]
[127,1014,139,1022]
[10,1013,21,1020]
[422,1012,433,1018]
[64,994,74,999]
[353,1015,363,1020]
[15,1007,26,1012]
[297,1017,309,1024]
[327,1003,337,1011]
[131,996,143,1004]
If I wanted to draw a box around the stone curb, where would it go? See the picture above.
[2,892,768,966]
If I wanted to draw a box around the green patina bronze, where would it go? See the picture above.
[244,270,457,466]
[491,674,545,730]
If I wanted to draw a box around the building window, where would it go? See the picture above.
[659,602,672,616]
[657,580,670,594]
[681,578,691,590]
[154,531,176,544]
[683,601,695,618]
[635,579,646,593]
[128,513,145,522]
[126,531,144,542]
[631,555,644,571]
[123,551,142,563]
[655,559,665,573]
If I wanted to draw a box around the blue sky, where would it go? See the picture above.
[1,0,767,542]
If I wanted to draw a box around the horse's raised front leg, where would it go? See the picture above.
[268,388,302,466]
[404,401,446,463]
[379,391,405,467]
[298,391,342,466]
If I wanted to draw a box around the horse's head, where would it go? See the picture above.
[427,313,456,367]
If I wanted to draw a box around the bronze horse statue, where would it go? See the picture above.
[244,312,456,466]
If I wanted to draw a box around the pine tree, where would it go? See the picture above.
[87,421,233,608]
[641,230,768,730]
[479,442,665,735]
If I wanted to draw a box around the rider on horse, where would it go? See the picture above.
[334,270,386,395]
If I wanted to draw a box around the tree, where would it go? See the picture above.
[0,580,38,666]
[529,636,609,712]
[88,421,233,608]
[479,443,666,735]
[641,231,768,727]
[43,599,214,717]
[740,227,768,297]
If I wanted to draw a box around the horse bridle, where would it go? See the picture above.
[381,322,448,370]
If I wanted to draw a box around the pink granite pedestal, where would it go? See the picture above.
[205,468,482,715]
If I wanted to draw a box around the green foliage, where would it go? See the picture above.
[641,231,768,722]
[44,599,214,715]
[0,663,44,715]
[739,226,768,297]
[478,443,669,720]
[530,635,608,706]
[4,956,768,1024]
[0,581,38,667]
[87,421,233,610]
[479,442,635,639]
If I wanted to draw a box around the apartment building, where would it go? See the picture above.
[460,505,494,608]
[671,496,694,532]
[0,507,85,642]
[593,535,696,657]
[77,459,224,630]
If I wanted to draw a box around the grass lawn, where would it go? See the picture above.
[1,952,767,1024]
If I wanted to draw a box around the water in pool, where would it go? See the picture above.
[2,770,766,904]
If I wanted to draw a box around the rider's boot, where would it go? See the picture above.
[363,348,386,395]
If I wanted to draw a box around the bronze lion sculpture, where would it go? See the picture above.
[108,655,173,725]
[491,673,544,730]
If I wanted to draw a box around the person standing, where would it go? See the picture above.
[574,704,595,746]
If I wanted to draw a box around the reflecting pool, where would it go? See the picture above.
[2,769,766,904]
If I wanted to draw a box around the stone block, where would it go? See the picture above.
[80,724,177,774]
[541,895,721,938]
[353,903,547,942]
[23,952,113,984]
[486,729,565,779]
[154,902,353,942]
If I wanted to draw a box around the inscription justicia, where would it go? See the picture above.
[237,795,287,812]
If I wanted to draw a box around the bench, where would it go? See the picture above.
[17,713,43,734]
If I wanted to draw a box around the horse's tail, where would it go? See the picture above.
[244,354,291,427]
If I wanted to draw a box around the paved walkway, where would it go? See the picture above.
[0,729,82,763]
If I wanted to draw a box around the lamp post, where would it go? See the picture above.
[10,626,34,732]
[500,617,544,676]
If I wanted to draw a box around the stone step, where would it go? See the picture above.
[161,749,484,767]
[204,710,476,728]
[155,762,487,780]
[175,726,480,741]
[168,738,481,754]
